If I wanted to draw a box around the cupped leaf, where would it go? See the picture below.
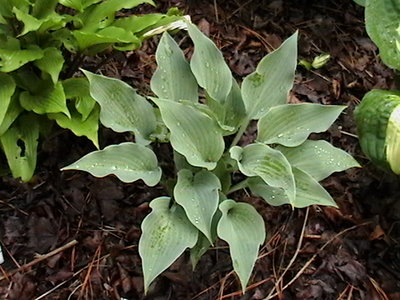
[62,77,96,121]
[151,32,198,102]
[19,81,70,117]
[48,105,99,148]
[241,31,298,120]
[0,73,16,125]
[0,94,23,136]
[248,168,337,208]
[0,46,44,72]
[174,169,221,242]
[187,22,232,102]
[277,140,360,181]
[139,197,198,293]
[62,142,161,186]
[257,103,346,147]
[217,200,265,291]
[230,143,295,204]
[0,113,39,182]
[34,47,64,84]
[207,78,247,133]
[154,98,224,170]
[83,70,156,143]
[386,105,400,174]
[365,0,400,69]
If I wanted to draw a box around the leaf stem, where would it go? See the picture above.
[230,118,250,148]
[228,179,249,195]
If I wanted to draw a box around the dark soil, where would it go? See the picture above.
[1,0,400,299]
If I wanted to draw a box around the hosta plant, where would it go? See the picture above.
[62,23,359,292]
[352,0,400,173]
[0,0,183,181]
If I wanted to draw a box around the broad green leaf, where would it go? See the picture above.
[12,7,43,36]
[207,78,246,133]
[0,46,44,72]
[386,105,400,174]
[217,200,265,291]
[353,0,365,6]
[151,32,198,102]
[62,142,162,186]
[154,98,224,170]
[62,77,96,121]
[0,94,23,136]
[19,82,70,117]
[34,47,64,84]
[174,169,221,242]
[0,113,39,182]
[112,13,164,33]
[48,105,99,148]
[0,73,16,125]
[257,103,346,147]
[32,0,58,18]
[277,140,360,181]
[59,0,101,12]
[187,23,232,102]
[230,143,295,204]
[248,168,337,208]
[72,26,140,51]
[241,32,298,119]
[83,70,156,143]
[80,0,155,32]
[366,0,400,69]
[139,197,198,293]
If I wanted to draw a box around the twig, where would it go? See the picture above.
[265,207,310,299]
[263,221,371,299]
[0,240,78,282]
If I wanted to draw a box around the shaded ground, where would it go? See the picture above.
[1,0,400,299]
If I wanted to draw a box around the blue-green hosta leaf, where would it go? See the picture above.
[0,113,39,182]
[248,168,337,208]
[48,105,99,148]
[207,79,247,133]
[34,47,64,84]
[257,103,346,147]
[217,200,265,291]
[151,32,198,102]
[154,98,225,170]
[0,94,23,136]
[0,46,44,72]
[0,73,16,125]
[187,23,232,102]
[277,140,360,181]
[72,26,141,51]
[174,169,221,242]
[80,0,155,32]
[62,142,161,186]
[241,32,298,119]
[365,0,400,69]
[62,77,96,121]
[230,143,295,204]
[139,197,198,293]
[19,82,70,117]
[83,70,156,143]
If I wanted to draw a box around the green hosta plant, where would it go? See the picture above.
[0,0,183,181]
[352,0,400,173]
[62,23,359,293]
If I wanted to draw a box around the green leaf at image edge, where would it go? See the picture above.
[139,197,198,293]
[217,200,265,291]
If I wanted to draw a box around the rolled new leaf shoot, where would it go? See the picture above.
[62,142,162,186]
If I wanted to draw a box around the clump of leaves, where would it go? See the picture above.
[62,23,360,292]
[0,0,183,181]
